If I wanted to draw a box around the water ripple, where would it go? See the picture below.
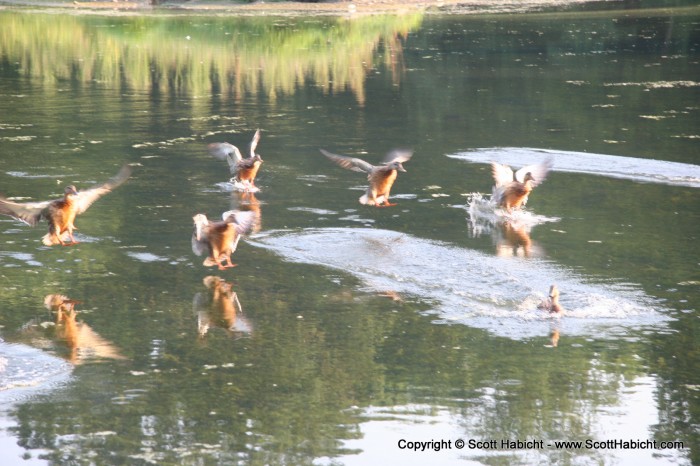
[448,147,700,188]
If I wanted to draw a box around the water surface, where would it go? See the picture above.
[0,6,698,465]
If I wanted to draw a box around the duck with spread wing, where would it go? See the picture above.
[0,165,131,246]
[491,159,551,211]
[320,148,413,207]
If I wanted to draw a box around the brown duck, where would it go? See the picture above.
[192,210,256,270]
[538,284,564,315]
[0,165,131,246]
[320,148,413,206]
[208,129,263,190]
[491,159,551,211]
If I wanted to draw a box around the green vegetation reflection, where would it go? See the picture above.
[0,12,421,104]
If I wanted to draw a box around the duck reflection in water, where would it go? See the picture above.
[208,129,263,193]
[193,276,253,339]
[232,191,262,236]
[547,327,561,348]
[493,220,543,258]
[467,204,544,258]
[10,294,126,365]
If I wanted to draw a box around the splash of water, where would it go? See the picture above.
[214,179,260,193]
[466,192,559,239]
[252,227,670,341]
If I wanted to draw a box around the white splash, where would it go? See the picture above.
[465,192,559,240]
[215,179,260,193]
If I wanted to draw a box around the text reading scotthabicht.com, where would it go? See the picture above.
[397,438,685,452]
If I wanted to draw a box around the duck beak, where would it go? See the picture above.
[397,164,406,173]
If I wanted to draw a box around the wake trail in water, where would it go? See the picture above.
[0,343,71,404]
[448,147,700,188]
[252,228,670,341]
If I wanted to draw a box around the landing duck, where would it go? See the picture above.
[538,284,564,315]
[192,210,256,270]
[0,165,131,246]
[491,159,551,211]
[208,129,263,191]
[320,148,413,206]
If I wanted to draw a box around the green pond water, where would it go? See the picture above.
[0,6,698,465]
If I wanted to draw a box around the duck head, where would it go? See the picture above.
[548,284,560,302]
[387,160,406,172]
[64,185,79,197]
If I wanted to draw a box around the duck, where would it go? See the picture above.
[0,165,131,246]
[192,210,256,270]
[208,129,263,191]
[538,284,564,315]
[491,159,551,211]
[320,148,413,206]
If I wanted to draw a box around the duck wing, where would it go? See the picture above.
[320,149,374,174]
[191,214,211,256]
[491,162,516,188]
[221,210,256,236]
[208,142,243,163]
[73,165,131,215]
[249,129,261,158]
[191,230,209,256]
[382,149,413,165]
[235,158,258,170]
[513,158,552,187]
[0,197,53,226]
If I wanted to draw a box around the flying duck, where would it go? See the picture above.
[208,129,263,191]
[0,165,131,246]
[320,148,413,206]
